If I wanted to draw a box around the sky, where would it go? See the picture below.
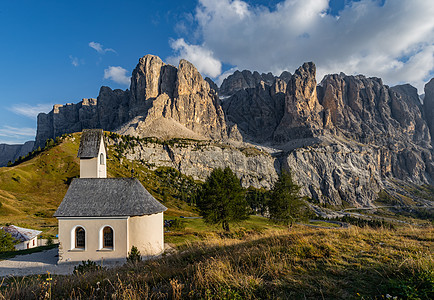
[0,0,433,144]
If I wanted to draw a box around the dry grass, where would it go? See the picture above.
[0,225,432,299]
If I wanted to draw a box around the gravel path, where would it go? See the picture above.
[0,248,76,277]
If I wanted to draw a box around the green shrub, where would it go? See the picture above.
[46,236,54,246]
[0,231,16,252]
[170,219,186,231]
[73,260,103,274]
[388,270,434,300]
[127,246,142,264]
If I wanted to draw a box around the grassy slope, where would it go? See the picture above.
[0,133,201,237]
[1,226,432,299]
[0,135,80,236]
[0,132,433,298]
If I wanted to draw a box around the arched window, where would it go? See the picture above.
[100,153,105,165]
[75,227,85,249]
[103,226,113,249]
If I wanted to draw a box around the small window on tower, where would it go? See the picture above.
[100,153,105,165]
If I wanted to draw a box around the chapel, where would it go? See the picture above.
[54,129,167,263]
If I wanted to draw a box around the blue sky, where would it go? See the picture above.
[0,0,433,144]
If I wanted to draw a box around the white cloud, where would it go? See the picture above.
[89,41,116,54]
[185,0,434,92]
[69,55,80,67]
[0,126,35,143]
[167,38,222,78]
[9,103,54,119]
[104,66,131,85]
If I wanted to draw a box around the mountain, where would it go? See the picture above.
[35,55,226,148]
[32,54,434,208]
[0,141,35,167]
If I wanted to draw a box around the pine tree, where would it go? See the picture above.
[196,167,249,231]
[268,169,305,226]
[0,231,16,252]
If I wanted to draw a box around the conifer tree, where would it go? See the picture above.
[268,169,305,225]
[0,231,16,252]
[197,167,249,231]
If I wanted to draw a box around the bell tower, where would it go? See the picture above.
[77,129,107,178]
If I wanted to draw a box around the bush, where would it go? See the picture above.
[388,270,434,300]
[0,231,16,252]
[73,260,103,274]
[127,246,142,264]
[46,236,54,246]
[165,219,186,231]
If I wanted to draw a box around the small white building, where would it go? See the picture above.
[54,129,167,263]
[1,225,42,250]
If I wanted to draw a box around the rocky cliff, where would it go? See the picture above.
[109,138,279,190]
[0,141,35,167]
[35,55,227,148]
[222,63,434,206]
[424,78,434,147]
[34,54,434,207]
[220,69,291,96]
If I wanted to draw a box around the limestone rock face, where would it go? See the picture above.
[220,69,291,96]
[35,55,227,147]
[285,137,383,206]
[221,64,433,206]
[0,141,35,167]
[33,55,434,208]
[35,99,101,148]
[318,74,433,184]
[205,77,219,93]
[424,78,434,147]
[117,139,279,189]
[223,79,285,142]
[274,62,323,142]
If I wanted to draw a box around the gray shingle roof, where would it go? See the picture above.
[54,178,167,217]
[1,225,42,241]
[77,129,106,158]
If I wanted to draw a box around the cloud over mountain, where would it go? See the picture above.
[177,0,434,92]
[104,66,131,85]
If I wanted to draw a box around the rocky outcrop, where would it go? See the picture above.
[0,141,35,166]
[34,54,434,207]
[223,79,285,142]
[220,70,291,96]
[222,64,433,206]
[117,57,227,140]
[36,55,227,148]
[35,98,103,148]
[274,62,323,141]
[424,78,434,147]
[116,139,279,189]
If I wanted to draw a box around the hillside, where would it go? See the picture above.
[1,130,433,238]
[1,226,432,299]
[0,133,201,236]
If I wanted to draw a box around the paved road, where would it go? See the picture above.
[0,248,78,277]
[0,244,173,278]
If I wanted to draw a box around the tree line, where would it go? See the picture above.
[196,167,309,231]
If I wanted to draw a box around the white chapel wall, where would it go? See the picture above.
[57,218,128,263]
[128,212,164,256]
[80,158,98,178]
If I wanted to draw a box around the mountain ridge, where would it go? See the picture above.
[8,54,434,207]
